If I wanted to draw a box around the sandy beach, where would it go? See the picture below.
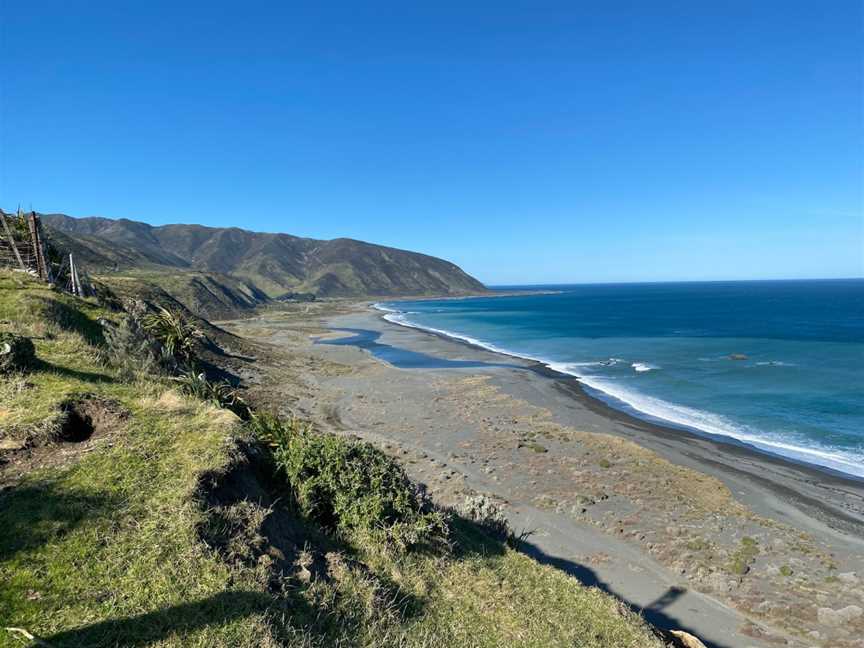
[223,302,864,648]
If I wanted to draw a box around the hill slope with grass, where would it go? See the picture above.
[0,271,669,647]
[42,213,487,299]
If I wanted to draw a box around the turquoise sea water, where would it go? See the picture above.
[378,280,864,478]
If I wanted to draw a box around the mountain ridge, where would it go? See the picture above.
[41,213,487,302]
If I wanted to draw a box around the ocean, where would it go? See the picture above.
[376,279,864,478]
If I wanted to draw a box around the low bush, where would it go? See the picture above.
[142,305,201,365]
[99,314,165,377]
[460,493,510,539]
[0,332,35,373]
[248,414,448,552]
[174,370,250,418]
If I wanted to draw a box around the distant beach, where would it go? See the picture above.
[224,297,864,647]
[374,280,864,479]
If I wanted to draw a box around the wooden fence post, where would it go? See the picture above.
[0,210,27,271]
[27,213,53,282]
[69,253,79,296]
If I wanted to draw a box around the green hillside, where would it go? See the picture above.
[0,271,666,648]
[42,213,487,300]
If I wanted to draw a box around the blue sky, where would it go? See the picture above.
[1,1,861,284]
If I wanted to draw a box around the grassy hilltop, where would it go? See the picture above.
[0,271,665,647]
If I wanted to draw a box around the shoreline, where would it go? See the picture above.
[357,305,864,542]
[372,302,864,484]
[224,301,864,647]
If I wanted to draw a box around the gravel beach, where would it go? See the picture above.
[223,302,864,648]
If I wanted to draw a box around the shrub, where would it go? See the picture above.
[141,305,201,365]
[248,410,309,448]
[460,494,510,538]
[727,536,759,575]
[99,315,164,377]
[0,333,36,373]
[251,415,448,552]
[174,371,250,418]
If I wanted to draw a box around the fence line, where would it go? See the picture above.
[0,209,89,295]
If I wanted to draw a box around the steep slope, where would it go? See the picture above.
[0,270,667,648]
[42,214,487,298]
[299,238,483,297]
[43,214,190,268]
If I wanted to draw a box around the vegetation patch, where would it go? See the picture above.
[174,370,250,419]
[250,413,448,552]
[727,536,760,575]
[142,304,202,366]
[519,440,548,453]
[0,332,35,373]
[0,270,667,647]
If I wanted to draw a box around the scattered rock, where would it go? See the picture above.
[704,572,734,593]
[0,438,27,451]
[838,572,859,585]
[669,629,708,648]
[817,605,863,627]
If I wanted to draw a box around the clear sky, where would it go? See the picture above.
[1,1,862,284]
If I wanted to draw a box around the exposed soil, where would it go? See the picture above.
[195,442,333,587]
[0,396,128,488]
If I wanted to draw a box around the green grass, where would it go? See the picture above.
[0,271,664,647]
[727,537,760,576]
[686,537,712,552]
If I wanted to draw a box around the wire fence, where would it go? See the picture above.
[0,209,89,296]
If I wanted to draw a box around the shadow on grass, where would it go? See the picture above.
[0,482,122,563]
[197,445,428,621]
[42,590,313,647]
[448,514,508,560]
[34,358,115,384]
[517,540,731,648]
[39,297,105,346]
[4,484,715,647]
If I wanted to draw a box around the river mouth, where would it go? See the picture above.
[316,327,524,371]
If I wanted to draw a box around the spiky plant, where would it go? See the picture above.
[247,410,311,449]
[141,305,201,365]
[173,370,250,418]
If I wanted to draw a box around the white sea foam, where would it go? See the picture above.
[631,362,658,373]
[573,375,864,478]
[374,304,864,478]
[371,303,400,313]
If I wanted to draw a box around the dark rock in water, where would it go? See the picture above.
[728,353,748,361]
[0,333,36,373]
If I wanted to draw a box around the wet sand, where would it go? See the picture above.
[225,303,864,648]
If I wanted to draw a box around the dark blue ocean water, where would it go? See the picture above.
[378,280,864,477]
